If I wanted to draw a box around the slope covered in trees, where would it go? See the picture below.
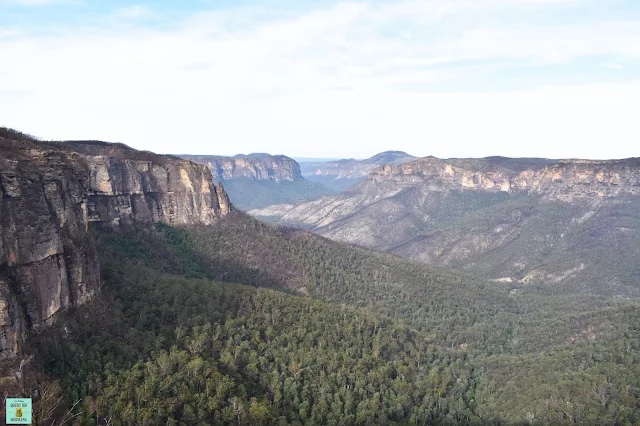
[26,213,640,425]
[251,156,640,296]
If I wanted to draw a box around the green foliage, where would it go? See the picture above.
[42,241,483,424]
[103,213,528,350]
[37,215,640,425]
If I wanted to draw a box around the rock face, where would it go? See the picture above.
[181,154,303,182]
[0,131,229,358]
[63,141,231,227]
[182,154,334,211]
[373,156,640,200]
[300,151,417,191]
[251,156,640,294]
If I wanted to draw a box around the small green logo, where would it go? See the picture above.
[5,398,32,425]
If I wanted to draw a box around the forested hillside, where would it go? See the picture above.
[250,156,640,296]
[27,213,640,425]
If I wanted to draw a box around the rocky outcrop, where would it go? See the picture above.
[181,154,303,182]
[66,142,231,227]
[373,156,640,201]
[0,132,230,358]
[252,156,640,228]
[250,156,640,294]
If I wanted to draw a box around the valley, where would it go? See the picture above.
[251,156,640,296]
[3,0,638,424]
[0,127,639,425]
[181,154,335,210]
[299,151,417,191]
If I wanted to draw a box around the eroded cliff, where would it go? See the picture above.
[250,156,640,294]
[182,154,334,211]
[374,156,640,201]
[0,132,230,358]
[181,154,303,182]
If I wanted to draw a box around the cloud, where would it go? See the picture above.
[0,29,22,37]
[602,62,623,70]
[112,5,151,19]
[0,0,639,158]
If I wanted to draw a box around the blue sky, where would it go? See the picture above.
[1,0,639,159]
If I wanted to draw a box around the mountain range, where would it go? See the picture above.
[299,150,417,191]
[250,155,640,296]
[1,127,639,425]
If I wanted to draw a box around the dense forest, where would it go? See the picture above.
[16,213,640,424]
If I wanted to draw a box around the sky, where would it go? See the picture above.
[0,0,639,159]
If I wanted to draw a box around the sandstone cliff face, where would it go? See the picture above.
[250,156,640,294]
[373,156,640,201]
[0,134,229,358]
[181,154,303,182]
[253,156,640,230]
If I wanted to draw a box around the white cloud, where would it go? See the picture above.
[602,62,623,70]
[0,29,22,37]
[0,0,639,159]
[112,5,151,19]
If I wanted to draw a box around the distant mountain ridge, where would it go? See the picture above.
[301,150,417,191]
[251,155,640,294]
[3,126,640,424]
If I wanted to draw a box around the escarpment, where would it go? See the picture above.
[0,132,230,358]
[181,154,303,182]
[250,155,640,293]
[182,154,334,210]
[373,156,640,200]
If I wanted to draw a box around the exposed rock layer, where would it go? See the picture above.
[251,156,640,293]
[373,156,640,201]
[181,154,303,182]
[0,133,229,358]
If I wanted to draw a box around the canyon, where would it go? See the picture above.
[251,155,640,294]
[182,153,334,210]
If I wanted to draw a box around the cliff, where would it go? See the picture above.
[374,156,640,201]
[182,154,334,211]
[0,130,230,358]
[181,154,303,182]
[253,155,640,230]
[250,155,640,294]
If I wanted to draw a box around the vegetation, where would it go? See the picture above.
[0,126,39,141]
[33,213,640,425]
